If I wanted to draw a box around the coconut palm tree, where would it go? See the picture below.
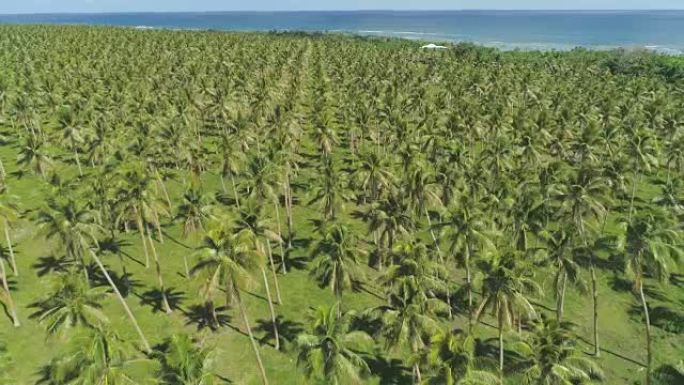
[424,329,499,385]
[153,333,218,385]
[439,195,496,331]
[192,219,269,385]
[474,251,541,377]
[552,167,608,356]
[620,209,682,385]
[294,303,372,385]
[36,196,102,283]
[367,277,446,384]
[39,328,143,385]
[30,272,108,335]
[310,223,364,312]
[521,315,604,385]
[540,229,587,321]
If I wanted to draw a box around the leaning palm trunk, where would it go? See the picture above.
[89,249,151,353]
[3,219,17,276]
[261,268,280,350]
[235,289,269,385]
[146,227,173,314]
[0,258,19,327]
[638,278,652,385]
[265,241,283,304]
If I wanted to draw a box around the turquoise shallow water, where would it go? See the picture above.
[1,10,683,53]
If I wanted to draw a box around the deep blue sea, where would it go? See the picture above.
[1,10,683,53]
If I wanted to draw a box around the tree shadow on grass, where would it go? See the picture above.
[254,315,304,350]
[628,304,684,333]
[32,255,72,277]
[90,266,142,298]
[475,337,529,375]
[363,353,412,385]
[161,229,194,250]
[138,288,186,313]
[183,302,232,332]
[653,363,684,385]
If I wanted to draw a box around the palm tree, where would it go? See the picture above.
[294,303,372,385]
[474,251,541,377]
[30,273,108,335]
[17,134,52,179]
[309,156,346,222]
[154,333,218,385]
[192,220,270,385]
[439,195,496,331]
[176,185,214,276]
[540,229,586,321]
[621,210,682,385]
[367,279,446,384]
[39,328,142,385]
[310,224,364,312]
[36,196,102,283]
[553,167,607,356]
[424,329,499,385]
[521,315,604,385]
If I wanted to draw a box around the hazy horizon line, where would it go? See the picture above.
[2,9,683,16]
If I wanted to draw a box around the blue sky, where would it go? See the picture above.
[2,0,684,14]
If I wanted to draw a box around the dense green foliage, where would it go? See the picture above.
[0,25,682,385]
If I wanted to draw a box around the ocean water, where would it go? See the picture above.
[1,10,683,53]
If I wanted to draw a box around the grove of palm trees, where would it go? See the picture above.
[0,25,683,385]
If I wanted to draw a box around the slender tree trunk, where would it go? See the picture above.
[155,169,173,211]
[220,173,228,194]
[90,250,151,353]
[0,258,19,327]
[146,227,172,314]
[152,209,164,244]
[3,219,17,276]
[498,308,504,378]
[413,362,422,385]
[231,174,241,210]
[424,206,443,263]
[261,268,280,350]
[285,171,294,250]
[265,241,282,304]
[629,163,641,222]
[591,263,600,357]
[74,149,83,177]
[638,279,652,385]
[135,211,150,268]
[236,289,269,385]
[273,199,286,274]
[0,158,6,182]
[182,254,190,278]
[557,271,567,321]
[466,247,473,332]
